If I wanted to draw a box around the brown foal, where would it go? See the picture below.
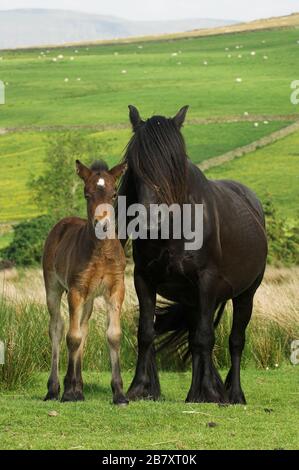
[43,159,128,404]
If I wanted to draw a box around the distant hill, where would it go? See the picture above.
[0,9,237,49]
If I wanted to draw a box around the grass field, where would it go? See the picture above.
[0,368,298,450]
[0,121,288,223]
[1,28,299,127]
[1,26,299,227]
[207,130,299,219]
[0,19,298,452]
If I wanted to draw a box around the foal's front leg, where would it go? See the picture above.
[62,289,85,402]
[105,280,128,405]
[127,269,160,401]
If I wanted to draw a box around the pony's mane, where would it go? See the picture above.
[123,116,188,204]
[90,160,109,173]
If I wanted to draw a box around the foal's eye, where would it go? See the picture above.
[85,193,91,200]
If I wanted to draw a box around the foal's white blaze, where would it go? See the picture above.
[97,178,105,187]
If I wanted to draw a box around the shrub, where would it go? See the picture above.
[29,132,109,221]
[264,198,299,266]
[0,215,53,267]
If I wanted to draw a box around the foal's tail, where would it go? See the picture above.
[154,301,227,359]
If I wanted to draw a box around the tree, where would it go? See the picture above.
[29,132,108,221]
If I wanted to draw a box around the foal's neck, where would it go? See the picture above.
[85,220,116,254]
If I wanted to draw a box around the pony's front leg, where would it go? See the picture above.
[186,281,228,404]
[105,280,128,405]
[127,269,160,401]
[62,289,85,402]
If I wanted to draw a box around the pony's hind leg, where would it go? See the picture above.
[225,273,264,404]
[186,275,229,404]
[44,280,64,401]
[105,279,128,405]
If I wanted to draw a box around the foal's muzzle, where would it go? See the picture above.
[94,218,110,238]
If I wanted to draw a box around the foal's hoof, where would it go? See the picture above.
[61,390,85,402]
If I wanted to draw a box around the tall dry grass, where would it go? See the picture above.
[0,265,298,389]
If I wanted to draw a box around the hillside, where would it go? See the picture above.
[0,9,237,49]
[8,12,298,49]
[160,12,299,41]
[0,22,298,228]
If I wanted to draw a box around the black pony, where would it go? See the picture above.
[118,105,267,404]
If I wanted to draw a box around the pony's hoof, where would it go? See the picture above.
[186,385,228,404]
[114,396,129,406]
[44,392,59,401]
[61,390,85,402]
[227,388,247,405]
[127,386,149,401]
[127,382,160,401]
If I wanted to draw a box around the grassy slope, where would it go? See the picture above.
[0,368,298,450]
[207,130,299,219]
[0,121,287,223]
[1,28,298,127]
[0,27,298,224]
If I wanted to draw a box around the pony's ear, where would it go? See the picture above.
[173,105,189,128]
[76,160,91,181]
[128,105,142,131]
[109,162,128,180]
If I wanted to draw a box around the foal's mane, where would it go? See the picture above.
[123,116,188,204]
[90,160,109,173]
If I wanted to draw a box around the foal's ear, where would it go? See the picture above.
[76,160,91,181]
[109,162,128,180]
[173,105,189,128]
[128,105,143,131]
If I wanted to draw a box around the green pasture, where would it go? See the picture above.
[207,130,299,220]
[1,28,299,126]
[0,26,298,232]
[0,368,298,450]
[0,25,298,451]
[0,121,287,223]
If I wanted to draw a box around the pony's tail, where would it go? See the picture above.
[213,302,227,328]
[154,303,190,361]
[154,301,227,360]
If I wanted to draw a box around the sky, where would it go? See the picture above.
[0,0,298,21]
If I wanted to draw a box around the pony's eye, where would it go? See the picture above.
[85,193,92,200]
